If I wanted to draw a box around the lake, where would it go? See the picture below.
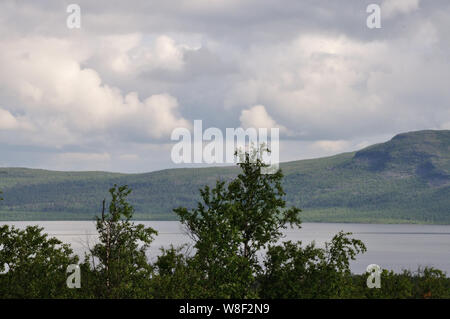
[2,221,450,274]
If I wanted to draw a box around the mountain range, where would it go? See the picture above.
[0,130,449,223]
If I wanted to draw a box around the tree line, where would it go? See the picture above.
[0,149,449,298]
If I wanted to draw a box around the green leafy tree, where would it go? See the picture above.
[150,245,208,298]
[0,225,79,298]
[174,147,302,298]
[260,232,366,298]
[411,267,450,299]
[82,185,157,298]
[353,267,450,299]
[354,269,413,299]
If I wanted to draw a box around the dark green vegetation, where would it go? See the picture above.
[0,129,449,223]
[1,149,449,299]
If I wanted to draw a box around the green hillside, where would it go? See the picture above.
[0,130,449,223]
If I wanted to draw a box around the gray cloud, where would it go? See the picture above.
[0,0,449,172]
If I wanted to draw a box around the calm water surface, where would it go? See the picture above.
[3,221,450,274]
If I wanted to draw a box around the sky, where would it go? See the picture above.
[0,0,449,172]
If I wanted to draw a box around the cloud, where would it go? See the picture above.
[118,153,140,161]
[0,36,190,147]
[0,108,33,131]
[227,25,450,140]
[53,152,112,171]
[95,34,189,74]
[239,105,290,135]
[382,0,420,19]
[0,109,20,130]
[1,0,450,172]
[313,140,350,153]
[57,152,111,163]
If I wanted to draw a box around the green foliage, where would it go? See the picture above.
[355,269,414,299]
[150,245,207,298]
[1,145,450,299]
[81,185,157,298]
[173,148,302,298]
[351,267,450,299]
[410,267,450,299]
[260,232,366,298]
[0,225,79,298]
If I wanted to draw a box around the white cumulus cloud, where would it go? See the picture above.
[0,36,190,146]
[239,105,289,135]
